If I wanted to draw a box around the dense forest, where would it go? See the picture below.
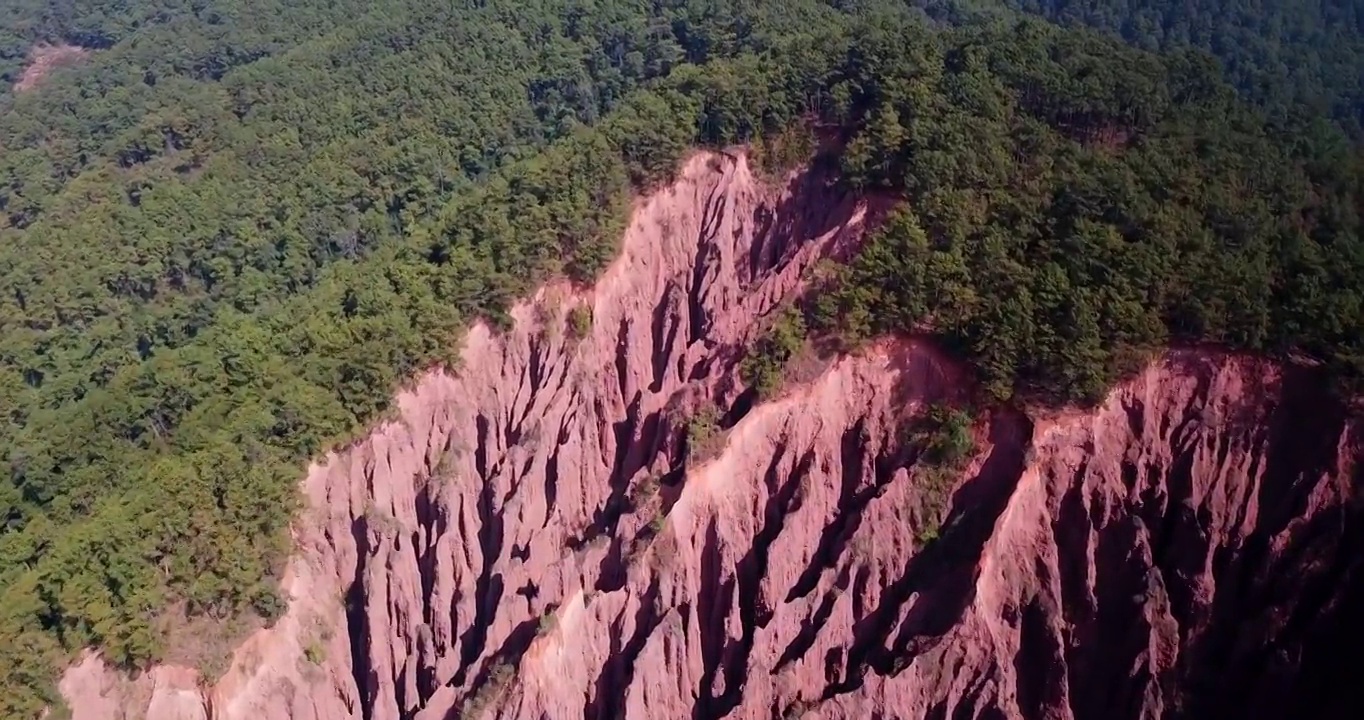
[990,0,1364,136]
[0,0,1361,716]
[811,17,1364,401]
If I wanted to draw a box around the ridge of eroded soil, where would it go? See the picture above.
[60,152,1364,720]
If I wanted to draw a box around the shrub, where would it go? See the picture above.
[567,304,593,341]
[751,123,817,180]
[908,404,975,468]
[903,404,976,544]
[463,662,516,718]
[251,585,288,624]
[740,306,808,397]
[685,404,725,462]
[629,473,661,510]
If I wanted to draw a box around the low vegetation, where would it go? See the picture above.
[628,473,661,511]
[303,639,326,665]
[566,305,593,342]
[684,404,726,463]
[750,123,818,181]
[740,306,808,398]
[461,661,516,719]
[903,404,976,543]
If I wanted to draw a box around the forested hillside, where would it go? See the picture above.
[991,0,1364,135]
[0,0,1361,717]
[812,18,1364,401]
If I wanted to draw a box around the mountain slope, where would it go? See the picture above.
[3,1,1364,716]
[60,153,1364,720]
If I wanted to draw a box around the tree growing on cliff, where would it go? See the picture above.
[684,403,726,463]
[740,305,808,397]
[904,403,976,543]
[567,304,593,342]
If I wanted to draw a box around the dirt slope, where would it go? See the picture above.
[60,152,1364,720]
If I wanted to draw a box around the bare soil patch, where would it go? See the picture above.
[14,43,89,93]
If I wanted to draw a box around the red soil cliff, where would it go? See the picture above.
[60,152,1364,720]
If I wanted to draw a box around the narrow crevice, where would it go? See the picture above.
[345,516,376,720]
[414,486,442,626]
[474,413,491,481]
[692,517,732,719]
[785,419,870,603]
[585,578,662,719]
[453,455,506,687]
[615,316,631,404]
[828,412,1030,694]
[589,392,644,538]
[543,445,560,527]
[527,333,545,401]
[594,534,629,593]
[686,241,714,345]
[774,568,844,672]
[721,385,758,428]
[650,283,678,393]
[745,204,776,285]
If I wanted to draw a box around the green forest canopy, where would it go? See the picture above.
[990,0,1364,136]
[0,0,1361,716]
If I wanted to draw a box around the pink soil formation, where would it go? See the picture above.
[60,152,1364,720]
[13,44,88,93]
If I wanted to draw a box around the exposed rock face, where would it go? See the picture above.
[60,153,1363,720]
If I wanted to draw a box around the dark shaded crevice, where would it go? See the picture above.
[614,316,631,404]
[785,419,870,603]
[687,354,712,382]
[774,570,844,672]
[705,445,815,718]
[506,336,544,447]
[1168,367,1361,720]
[1066,515,1154,720]
[445,640,521,720]
[473,413,491,481]
[1014,596,1064,720]
[413,486,443,626]
[585,578,662,720]
[951,680,1008,720]
[621,407,664,488]
[686,235,716,345]
[453,441,506,687]
[344,516,376,720]
[492,614,542,665]
[594,534,629,593]
[508,454,534,501]
[745,205,777,285]
[1055,463,1098,707]
[827,411,1030,695]
[721,385,758,427]
[692,517,731,719]
[650,284,679,393]
[543,445,560,527]
[588,392,644,540]
[527,334,545,401]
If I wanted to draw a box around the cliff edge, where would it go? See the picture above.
[60,152,1364,720]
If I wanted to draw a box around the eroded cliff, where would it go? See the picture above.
[61,152,1364,720]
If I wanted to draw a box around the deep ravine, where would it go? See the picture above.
[60,152,1364,720]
